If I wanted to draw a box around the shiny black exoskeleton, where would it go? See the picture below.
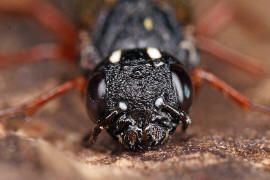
[84,0,198,150]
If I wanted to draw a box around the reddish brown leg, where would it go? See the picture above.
[0,0,78,66]
[0,43,65,66]
[0,76,86,120]
[194,1,234,38]
[235,3,270,40]
[192,1,266,76]
[196,36,265,76]
[190,67,270,114]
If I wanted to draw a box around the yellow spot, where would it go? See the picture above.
[144,17,153,31]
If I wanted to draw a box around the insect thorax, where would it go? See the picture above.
[91,0,191,68]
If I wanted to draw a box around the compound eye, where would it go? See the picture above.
[86,72,106,122]
[171,64,193,112]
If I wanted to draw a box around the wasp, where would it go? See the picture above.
[0,0,269,151]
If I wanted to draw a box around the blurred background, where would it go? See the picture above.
[0,0,270,179]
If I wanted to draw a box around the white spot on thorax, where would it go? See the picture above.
[147,47,162,60]
[109,50,122,64]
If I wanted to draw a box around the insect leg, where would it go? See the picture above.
[190,67,270,114]
[83,111,121,147]
[192,1,266,76]
[0,76,86,120]
[82,125,103,148]
[196,36,265,76]
[0,0,78,66]
[194,1,234,38]
[0,43,69,66]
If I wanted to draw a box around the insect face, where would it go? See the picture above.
[87,48,193,150]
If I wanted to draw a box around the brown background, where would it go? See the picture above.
[0,0,270,179]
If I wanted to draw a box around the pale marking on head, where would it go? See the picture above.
[155,62,164,67]
[147,47,162,60]
[119,102,127,111]
[155,97,164,108]
[109,50,122,63]
[143,17,153,31]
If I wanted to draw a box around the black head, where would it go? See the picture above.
[86,48,193,150]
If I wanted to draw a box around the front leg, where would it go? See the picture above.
[0,76,86,120]
[83,110,124,147]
